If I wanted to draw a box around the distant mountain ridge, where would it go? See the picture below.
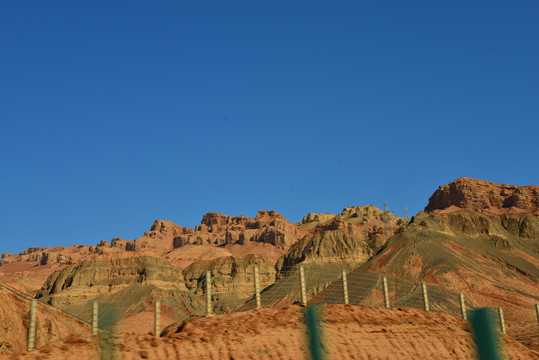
[426,177,539,215]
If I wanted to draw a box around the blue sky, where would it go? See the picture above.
[1,1,538,254]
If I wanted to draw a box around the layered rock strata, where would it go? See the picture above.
[425,177,539,215]
[35,252,187,306]
[183,255,275,312]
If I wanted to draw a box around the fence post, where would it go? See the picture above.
[154,299,161,337]
[470,308,503,360]
[342,270,349,305]
[92,301,98,335]
[299,265,307,306]
[382,276,390,308]
[305,305,325,360]
[421,283,429,311]
[459,292,467,320]
[254,266,261,309]
[206,271,212,316]
[498,308,506,334]
[27,299,37,351]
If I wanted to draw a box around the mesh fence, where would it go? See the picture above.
[19,264,539,359]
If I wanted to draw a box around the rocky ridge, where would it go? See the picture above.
[35,251,189,306]
[425,177,539,215]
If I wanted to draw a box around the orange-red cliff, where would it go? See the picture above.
[425,177,539,215]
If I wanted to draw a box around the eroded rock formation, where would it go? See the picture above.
[36,251,188,306]
[425,177,539,215]
[173,210,305,250]
[276,230,374,273]
[183,255,275,312]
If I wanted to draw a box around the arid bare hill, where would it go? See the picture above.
[4,305,538,359]
[237,207,405,308]
[0,282,91,354]
[0,210,302,294]
[0,243,125,295]
[311,179,539,339]
[359,210,539,305]
[0,206,395,296]
[34,252,205,326]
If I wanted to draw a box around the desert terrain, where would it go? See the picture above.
[0,177,538,358]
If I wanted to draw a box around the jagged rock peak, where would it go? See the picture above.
[200,212,250,227]
[425,177,539,215]
[254,210,287,221]
[302,205,402,225]
[200,210,286,227]
[150,219,192,236]
[302,213,335,224]
[336,205,392,220]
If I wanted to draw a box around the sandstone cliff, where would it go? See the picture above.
[299,205,407,238]
[276,230,374,273]
[0,211,299,294]
[425,177,539,215]
[36,252,188,305]
[183,255,275,312]
[33,252,207,326]
[123,211,305,256]
[0,206,396,296]
[172,210,305,250]
[0,242,127,295]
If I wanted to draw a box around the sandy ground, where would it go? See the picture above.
[3,304,538,360]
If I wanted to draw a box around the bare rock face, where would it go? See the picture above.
[35,252,187,306]
[425,177,539,215]
[173,210,305,250]
[301,213,335,224]
[125,220,193,253]
[0,243,128,295]
[183,255,275,312]
[299,205,407,242]
[276,230,374,274]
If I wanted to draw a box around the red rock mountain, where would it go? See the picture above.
[425,177,539,215]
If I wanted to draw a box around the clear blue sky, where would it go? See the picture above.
[1,1,538,255]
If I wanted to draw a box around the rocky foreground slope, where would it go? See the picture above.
[0,283,91,354]
[4,305,538,360]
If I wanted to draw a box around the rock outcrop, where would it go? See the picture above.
[36,252,188,305]
[1,206,397,296]
[300,205,407,237]
[301,212,335,224]
[425,177,539,215]
[276,230,374,273]
[183,255,275,312]
[124,211,306,254]
[173,210,305,250]
[0,242,128,296]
